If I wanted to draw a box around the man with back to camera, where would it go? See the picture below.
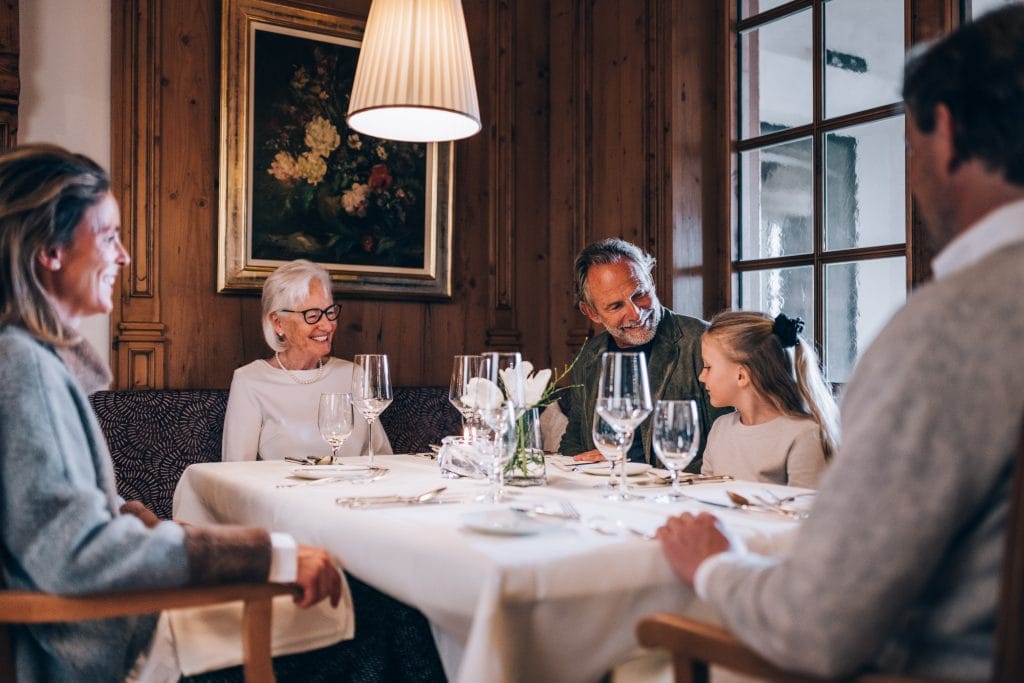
[657,6,1024,678]
[560,238,729,471]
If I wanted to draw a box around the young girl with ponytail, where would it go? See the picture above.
[697,311,840,488]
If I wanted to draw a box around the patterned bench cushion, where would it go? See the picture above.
[90,386,461,519]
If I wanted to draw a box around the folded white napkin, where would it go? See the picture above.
[168,575,354,675]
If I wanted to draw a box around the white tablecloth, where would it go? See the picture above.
[173,456,804,683]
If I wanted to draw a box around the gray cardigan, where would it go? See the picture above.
[0,325,271,681]
[701,241,1024,679]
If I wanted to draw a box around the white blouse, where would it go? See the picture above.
[221,357,392,462]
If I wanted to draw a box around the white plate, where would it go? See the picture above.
[579,462,651,477]
[288,465,387,480]
[461,510,562,536]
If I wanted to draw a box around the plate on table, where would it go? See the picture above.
[460,510,562,536]
[579,462,651,477]
[288,465,388,480]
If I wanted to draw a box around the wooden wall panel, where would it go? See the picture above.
[0,0,17,151]
[109,0,724,389]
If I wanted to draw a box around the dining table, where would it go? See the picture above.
[172,454,811,683]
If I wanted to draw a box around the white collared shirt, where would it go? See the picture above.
[931,198,1024,280]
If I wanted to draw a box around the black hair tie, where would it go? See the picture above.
[772,313,804,348]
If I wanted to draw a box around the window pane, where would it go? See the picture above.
[824,116,906,251]
[739,0,793,19]
[823,0,904,119]
[737,137,813,260]
[733,266,815,338]
[824,257,906,383]
[968,0,1019,20]
[740,9,812,139]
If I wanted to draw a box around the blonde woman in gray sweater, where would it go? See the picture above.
[698,311,839,488]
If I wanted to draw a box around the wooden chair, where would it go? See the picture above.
[637,414,1024,683]
[0,582,295,683]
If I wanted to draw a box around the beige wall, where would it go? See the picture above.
[20,0,112,360]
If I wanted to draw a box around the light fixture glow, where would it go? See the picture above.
[347,0,481,143]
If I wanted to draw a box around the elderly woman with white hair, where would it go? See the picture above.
[222,259,391,462]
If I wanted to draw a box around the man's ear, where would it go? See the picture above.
[36,245,63,272]
[932,103,959,175]
[579,301,602,326]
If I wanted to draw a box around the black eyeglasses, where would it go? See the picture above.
[279,303,342,325]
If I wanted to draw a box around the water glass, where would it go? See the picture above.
[594,352,652,501]
[318,393,354,464]
[592,411,633,500]
[651,399,701,502]
[449,355,484,439]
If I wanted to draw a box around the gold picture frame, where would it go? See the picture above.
[218,0,454,299]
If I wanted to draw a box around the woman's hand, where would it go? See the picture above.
[119,500,161,528]
[572,449,607,463]
[292,545,343,608]
[656,513,731,585]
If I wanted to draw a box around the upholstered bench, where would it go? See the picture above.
[89,387,461,519]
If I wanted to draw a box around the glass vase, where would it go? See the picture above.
[504,407,547,486]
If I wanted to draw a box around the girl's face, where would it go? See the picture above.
[699,336,744,408]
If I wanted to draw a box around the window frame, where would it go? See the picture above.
[723,0,925,380]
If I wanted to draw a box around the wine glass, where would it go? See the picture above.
[474,400,517,502]
[480,351,525,414]
[351,354,393,471]
[594,352,653,502]
[449,355,484,439]
[592,411,634,500]
[318,393,354,464]
[651,399,701,502]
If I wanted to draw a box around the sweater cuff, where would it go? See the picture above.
[268,532,297,583]
[694,551,743,600]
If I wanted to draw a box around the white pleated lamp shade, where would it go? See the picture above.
[347,0,481,142]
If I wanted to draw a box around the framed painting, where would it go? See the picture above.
[218,0,454,299]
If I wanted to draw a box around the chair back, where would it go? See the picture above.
[993,412,1024,681]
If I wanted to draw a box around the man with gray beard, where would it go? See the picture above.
[560,238,728,470]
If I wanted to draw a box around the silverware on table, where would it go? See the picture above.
[336,486,448,508]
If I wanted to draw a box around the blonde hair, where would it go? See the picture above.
[0,144,110,346]
[260,259,333,352]
[705,310,840,459]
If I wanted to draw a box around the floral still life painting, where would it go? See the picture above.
[218,0,452,298]
[252,29,426,268]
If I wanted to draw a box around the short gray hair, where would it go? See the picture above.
[261,259,333,352]
[573,238,656,306]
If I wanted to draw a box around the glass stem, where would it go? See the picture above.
[620,448,630,494]
[669,468,682,498]
[366,417,376,468]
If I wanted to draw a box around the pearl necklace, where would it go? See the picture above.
[275,351,326,385]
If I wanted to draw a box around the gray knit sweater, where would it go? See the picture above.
[702,239,1024,679]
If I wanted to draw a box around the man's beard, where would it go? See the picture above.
[609,304,662,348]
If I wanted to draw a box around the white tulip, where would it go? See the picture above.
[464,377,504,410]
[500,361,552,408]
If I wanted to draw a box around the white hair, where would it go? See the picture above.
[261,260,333,352]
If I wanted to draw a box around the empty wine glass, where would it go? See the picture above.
[480,351,525,414]
[318,393,354,464]
[592,411,633,500]
[352,354,393,471]
[594,352,653,502]
[474,400,517,502]
[651,399,701,502]
[449,355,484,439]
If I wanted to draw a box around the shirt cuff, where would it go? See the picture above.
[268,532,297,583]
[693,550,745,600]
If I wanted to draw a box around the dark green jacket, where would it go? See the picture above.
[559,307,730,472]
